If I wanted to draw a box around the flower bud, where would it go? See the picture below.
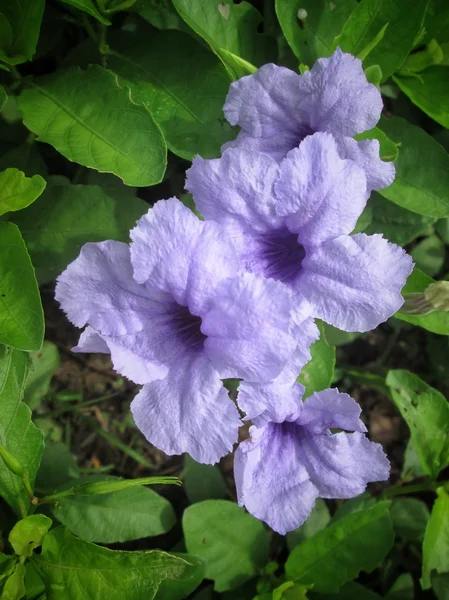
[401,281,449,316]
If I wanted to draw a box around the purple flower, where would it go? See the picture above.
[223,48,394,195]
[56,198,315,464]
[234,383,390,534]
[186,133,413,333]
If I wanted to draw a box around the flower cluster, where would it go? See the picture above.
[56,49,413,534]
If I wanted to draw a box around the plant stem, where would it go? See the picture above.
[383,480,440,498]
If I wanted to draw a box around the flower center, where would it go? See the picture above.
[171,304,206,352]
[259,229,306,284]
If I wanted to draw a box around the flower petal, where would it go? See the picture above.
[337,136,395,195]
[73,326,110,353]
[275,133,367,245]
[299,233,414,332]
[222,131,296,163]
[298,388,367,434]
[186,148,281,234]
[202,273,298,383]
[237,381,304,425]
[55,241,155,337]
[131,353,241,464]
[235,423,319,535]
[297,48,383,137]
[298,431,390,498]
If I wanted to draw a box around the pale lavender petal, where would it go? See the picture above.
[298,431,390,498]
[298,388,367,434]
[73,326,110,353]
[275,133,367,245]
[222,130,295,162]
[186,148,281,234]
[337,137,395,194]
[55,241,156,337]
[202,273,297,383]
[237,381,304,425]
[299,233,414,332]
[297,49,383,137]
[131,354,241,464]
[235,423,319,535]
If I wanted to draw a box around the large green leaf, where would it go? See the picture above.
[354,127,399,162]
[336,0,428,81]
[286,498,331,550]
[422,487,449,589]
[53,485,176,543]
[285,501,394,593]
[34,527,204,600]
[35,441,79,493]
[379,116,449,218]
[58,0,111,25]
[171,0,275,71]
[297,321,335,397]
[12,180,149,284]
[18,66,166,187]
[108,29,235,160]
[394,67,449,129]
[0,346,44,516]
[365,192,436,245]
[423,0,449,43]
[396,269,449,334]
[24,341,60,410]
[0,168,46,216]
[390,498,429,542]
[184,455,227,504]
[0,0,45,65]
[183,500,270,592]
[386,370,449,478]
[275,0,356,66]
[131,0,189,30]
[0,223,44,351]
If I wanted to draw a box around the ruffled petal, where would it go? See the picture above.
[297,48,383,138]
[55,241,156,337]
[298,388,367,434]
[186,148,281,234]
[235,423,319,535]
[299,233,414,332]
[222,131,296,163]
[202,273,298,383]
[131,353,241,464]
[130,198,238,314]
[237,381,304,425]
[73,326,110,353]
[337,136,395,195]
[298,431,390,498]
[275,133,367,245]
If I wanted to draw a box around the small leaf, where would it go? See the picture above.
[184,455,227,504]
[0,223,44,351]
[379,116,449,218]
[0,0,45,65]
[355,127,399,162]
[0,168,46,217]
[399,40,444,74]
[183,500,270,592]
[297,321,335,397]
[364,65,383,87]
[386,370,449,478]
[357,23,389,62]
[422,487,449,589]
[18,66,166,187]
[216,48,257,80]
[390,498,429,542]
[285,501,394,593]
[35,527,205,600]
[2,561,26,600]
[58,0,111,25]
[9,515,52,558]
[385,573,414,600]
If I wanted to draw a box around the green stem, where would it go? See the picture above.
[383,480,440,498]
[82,14,99,44]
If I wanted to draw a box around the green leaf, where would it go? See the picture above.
[365,64,383,86]
[18,65,166,187]
[357,23,389,62]
[53,485,176,543]
[275,0,356,66]
[2,561,25,600]
[423,0,449,43]
[322,323,360,346]
[355,127,399,162]
[285,501,394,593]
[215,49,257,80]
[184,455,227,504]
[0,346,43,516]
[297,321,335,397]
[172,0,275,69]
[58,0,111,25]
[379,116,449,218]
[0,86,6,110]
[398,40,444,75]
[396,269,449,335]
[312,581,381,600]
[390,498,429,542]
[0,143,48,178]
[0,0,45,65]
[411,234,445,277]
[0,168,46,217]
[402,438,426,481]
[386,370,449,478]
[0,223,44,351]
[9,515,52,558]
[335,0,428,81]
[12,181,150,284]
[422,487,449,589]
[131,0,189,30]
[108,29,235,160]
[385,574,414,600]
[24,341,60,410]
[35,441,80,493]
[286,499,330,550]
[34,526,204,600]
[183,499,270,592]
[365,192,436,245]
[432,573,449,600]
[394,67,449,129]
